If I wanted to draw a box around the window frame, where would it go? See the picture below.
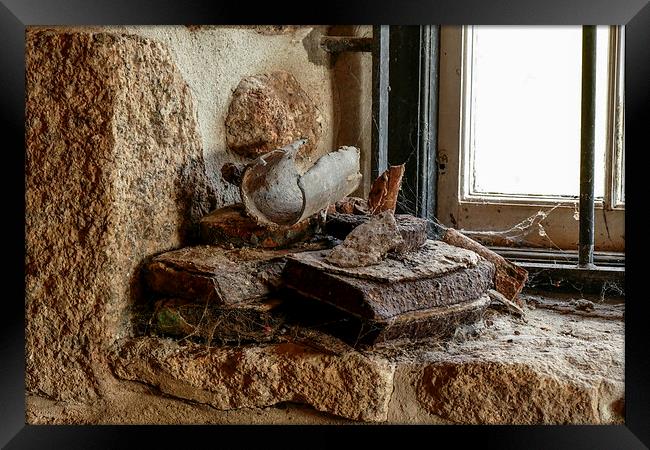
[436,25,625,252]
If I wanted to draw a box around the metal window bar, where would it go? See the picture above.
[371,25,390,180]
[579,25,597,268]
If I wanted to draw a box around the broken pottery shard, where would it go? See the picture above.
[325,211,404,268]
[144,245,300,304]
[240,139,362,227]
[326,212,427,254]
[199,203,323,249]
[283,240,495,320]
[368,165,405,214]
[152,298,284,344]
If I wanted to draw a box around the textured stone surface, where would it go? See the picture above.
[225,71,323,163]
[111,336,395,422]
[25,29,216,401]
[326,211,404,267]
[112,25,337,207]
[199,203,323,248]
[27,301,623,425]
[386,306,625,425]
[27,391,351,425]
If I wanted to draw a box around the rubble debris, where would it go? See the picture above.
[200,203,324,249]
[240,139,362,227]
[462,210,551,247]
[523,294,623,320]
[152,298,285,344]
[572,298,595,312]
[391,215,427,253]
[368,165,405,214]
[143,245,309,304]
[326,213,427,254]
[278,326,355,356]
[325,211,404,268]
[284,240,494,319]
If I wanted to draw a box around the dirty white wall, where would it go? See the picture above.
[116,25,375,202]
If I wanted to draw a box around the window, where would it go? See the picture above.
[437,26,624,252]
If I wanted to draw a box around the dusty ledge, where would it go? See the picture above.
[27,303,624,425]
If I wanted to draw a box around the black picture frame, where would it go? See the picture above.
[3,0,648,447]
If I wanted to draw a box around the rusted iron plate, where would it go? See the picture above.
[281,289,491,347]
[283,251,494,321]
[286,239,482,284]
[144,245,326,305]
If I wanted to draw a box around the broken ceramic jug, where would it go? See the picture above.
[231,138,362,227]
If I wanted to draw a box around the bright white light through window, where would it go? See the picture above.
[465,26,610,198]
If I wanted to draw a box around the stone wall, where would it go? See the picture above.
[25,25,370,402]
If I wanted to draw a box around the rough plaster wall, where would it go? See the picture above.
[330,25,373,197]
[112,25,340,206]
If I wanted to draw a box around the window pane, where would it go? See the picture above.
[467,26,609,198]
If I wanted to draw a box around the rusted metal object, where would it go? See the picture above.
[327,196,369,215]
[200,203,324,249]
[281,287,491,347]
[356,295,490,346]
[368,164,405,214]
[143,245,327,305]
[283,240,495,320]
[240,139,362,227]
